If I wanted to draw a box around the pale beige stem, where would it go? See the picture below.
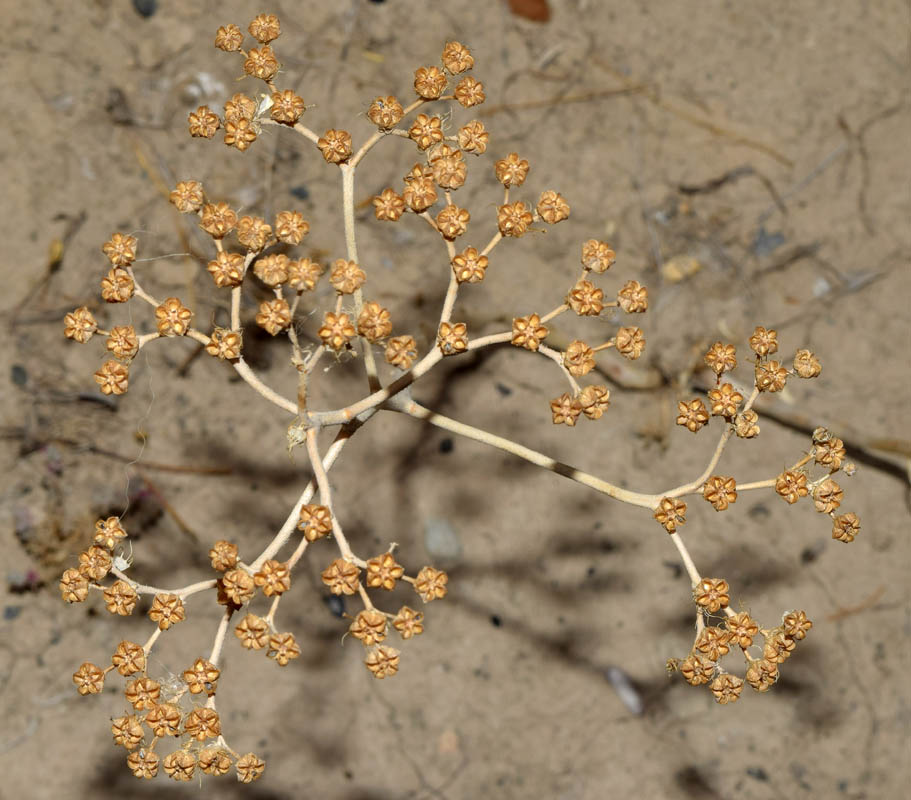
[207,607,234,666]
[390,398,660,507]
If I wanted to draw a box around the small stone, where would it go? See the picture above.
[424,517,462,565]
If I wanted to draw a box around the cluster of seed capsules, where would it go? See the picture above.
[652,330,859,701]
[60,502,450,782]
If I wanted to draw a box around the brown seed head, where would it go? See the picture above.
[710,673,744,705]
[256,298,291,335]
[102,232,137,267]
[183,657,220,696]
[435,205,470,239]
[184,707,221,741]
[831,512,860,543]
[78,545,112,581]
[755,360,788,392]
[155,297,192,337]
[221,568,256,606]
[60,568,89,603]
[414,65,447,99]
[94,360,129,396]
[224,117,257,151]
[63,306,97,343]
[813,478,843,513]
[781,610,813,640]
[93,516,127,550]
[392,606,424,639]
[537,190,570,224]
[254,559,291,596]
[414,566,448,602]
[243,45,279,80]
[234,613,269,650]
[725,612,760,649]
[169,180,204,213]
[578,384,611,420]
[437,321,469,355]
[274,210,309,244]
[614,326,645,360]
[458,120,489,154]
[163,749,196,782]
[330,259,366,294]
[567,279,604,316]
[734,409,760,438]
[104,580,138,615]
[127,750,160,780]
[124,676,160,710]
[248,13,281,43]
[494,153,529,186]
[704,342,737,375]
[106,325,139,361]
[442,41,474,73]
[145,702,182,737]
[111,640,146,676]
[214,23,244,51]
[654,497,687,533]
[408,114,444,151]
[694,626,732,661]
[236,753,266,783]
[676,399,709,432]
[385,335,418,369]
[206,327,242,360]
[373,188,406,221]
[271,89,306,124]
[564,340,595,377]
[703,476,737,511]
[617,280,648,313]
[511,313,548,351]
[321,559,361,595]
[198,748,233,776]
[357,301,393,342]
[693,578,730,613]
[451,247,488,283]
[581,239,615,272]
[793,348,821,378]
[149,593,186,630]
[100,267,135,303]
[366,552,405,591]
[236,215,272,251]
[297,504,333,540]
[550,392,583,426]
[455,76,485,107]
[209,540,238,572]
[707,383,743,418]
[365,645,400,678]
[288,258,323,291]
[497,201,533,237]
[318,311,356,351]
[73,662,105,695]
[111,715,144,750]
[775,470,808,504]
[200,202,237,239]
[267,632,302,666]
[749,325,778,357]
[679,653,715,686]
[317,129,353,163]
[188,105,220,138]
[367,95,404,129]
[349,609,388,645]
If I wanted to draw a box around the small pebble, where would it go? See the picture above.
[132,0,157,18]
[605,666,643,715]
[424,517,462,564]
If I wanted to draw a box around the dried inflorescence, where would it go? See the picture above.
[61,14,861,786]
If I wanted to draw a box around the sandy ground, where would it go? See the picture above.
[1,1,909,798]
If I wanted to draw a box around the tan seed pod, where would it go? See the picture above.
[63,306,98,342]
[703,476,737,511]
[317,129,353,163]
[236,753,266,783]
[676,399,709,432]
[365,645,400,678]
[654,497,686,533]
[149,593,185,630]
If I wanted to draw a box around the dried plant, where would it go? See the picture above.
[61,14,861,784]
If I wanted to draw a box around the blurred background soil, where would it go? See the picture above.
[1,1,909,798]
